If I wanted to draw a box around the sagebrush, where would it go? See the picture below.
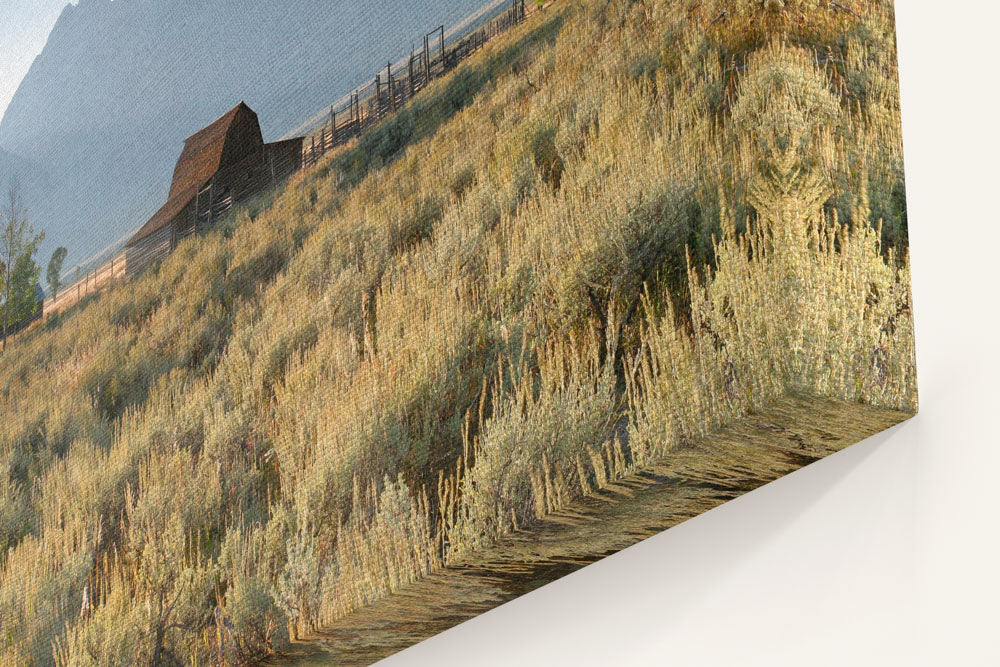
[0,1,914,663]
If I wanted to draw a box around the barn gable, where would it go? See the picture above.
[168,102,263,200]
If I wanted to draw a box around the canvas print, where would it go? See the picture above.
[0,0,916,664]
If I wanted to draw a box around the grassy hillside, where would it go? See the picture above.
[0,1,915,664]
[0,0,495,273]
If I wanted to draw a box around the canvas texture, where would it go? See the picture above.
[0,0,915,664]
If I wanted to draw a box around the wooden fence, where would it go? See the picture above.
[302,0,527,167]
[45,250,127,316]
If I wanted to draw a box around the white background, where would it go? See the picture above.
[381,2,1000,665]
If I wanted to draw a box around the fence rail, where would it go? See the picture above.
[45,250,127,315]
[302,0,527,167]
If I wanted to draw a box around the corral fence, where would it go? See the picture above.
[302,0,528,167]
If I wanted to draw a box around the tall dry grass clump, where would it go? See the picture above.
[445,335,617,556]
[688,42,915,412]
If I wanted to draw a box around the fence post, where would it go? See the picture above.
[353,91,360,136]
[208,175,216,223]
[330,105,336,147]
[388,62,396,112]
[409,50,415,99]
[424,35,431,82]
[375,73,382,119]
[439,26,445,70]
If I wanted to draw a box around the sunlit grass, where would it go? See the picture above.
[0,1,914,663]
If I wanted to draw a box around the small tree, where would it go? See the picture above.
[47,246,68,300]
[1,181,44,348]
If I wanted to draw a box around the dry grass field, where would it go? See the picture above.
[0,0,914,664]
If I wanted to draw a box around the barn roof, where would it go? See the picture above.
[168,101,263,199]
[126,184,199,247]
[127,101,264,247]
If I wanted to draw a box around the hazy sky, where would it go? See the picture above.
[0,0,69,124]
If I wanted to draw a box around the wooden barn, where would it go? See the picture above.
[124,102,303,274]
